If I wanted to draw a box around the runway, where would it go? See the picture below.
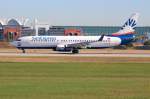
[1,52,150,57]
[0,49,150,63]
[0,49,150,57]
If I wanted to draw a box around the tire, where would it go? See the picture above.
[72,49,79,54]
[22,49,25,53]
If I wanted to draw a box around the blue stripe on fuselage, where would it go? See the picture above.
[111,34,135,45]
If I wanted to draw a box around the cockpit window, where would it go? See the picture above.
[17,39,21,41]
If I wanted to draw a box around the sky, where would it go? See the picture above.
[0,0,149,26]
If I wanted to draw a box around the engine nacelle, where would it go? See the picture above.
[55,45,72,52]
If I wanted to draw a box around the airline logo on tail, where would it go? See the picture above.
[112,13,139,36]
[121,18,136,29]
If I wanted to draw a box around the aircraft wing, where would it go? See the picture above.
[67,41,92,48]
[59,35,105,48]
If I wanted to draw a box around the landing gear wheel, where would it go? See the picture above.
[72,49,79,54]
[22,49,26,53]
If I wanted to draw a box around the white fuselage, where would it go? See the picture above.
[11,36,121,49]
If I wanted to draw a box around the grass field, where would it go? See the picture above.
[0,62,150,99]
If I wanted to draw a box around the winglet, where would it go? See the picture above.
[98,34,105,41]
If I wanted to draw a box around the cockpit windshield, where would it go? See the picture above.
[16,39,21,41]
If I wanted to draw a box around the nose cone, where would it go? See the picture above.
[9,41,18,47]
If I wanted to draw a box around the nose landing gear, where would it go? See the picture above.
[22,49,26,53]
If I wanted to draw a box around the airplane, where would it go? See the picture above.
[10,13,139,54]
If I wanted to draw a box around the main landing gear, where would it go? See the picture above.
[72,48,79,54]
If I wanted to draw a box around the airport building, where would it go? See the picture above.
[0,19,34,41]
[47,26,150,37]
